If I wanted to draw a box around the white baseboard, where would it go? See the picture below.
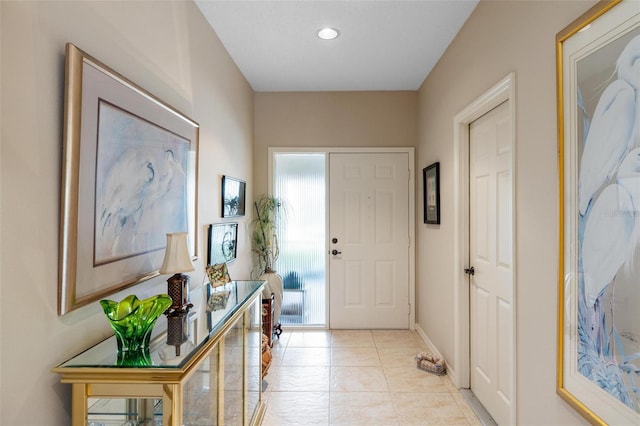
[414,323,442,358]
[414,323,458,388]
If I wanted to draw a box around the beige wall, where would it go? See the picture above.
[0,1,253,424]
[0,0,611,424]
[253,91,417,194]
[417,0,595,424]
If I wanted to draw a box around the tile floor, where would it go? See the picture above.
[260,329,482,425]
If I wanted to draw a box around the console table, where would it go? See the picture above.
[53,280,266,426]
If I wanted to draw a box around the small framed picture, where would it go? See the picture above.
[221,176,246,217]
[423,162,440,224]
[207,222,238,265]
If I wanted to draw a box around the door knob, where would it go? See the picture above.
[331,249,342,255]
[464,266,475,276]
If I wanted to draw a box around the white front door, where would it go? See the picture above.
[329,152,410,329]
[469,100,513,425]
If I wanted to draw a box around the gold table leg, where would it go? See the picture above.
[71,383,88,426]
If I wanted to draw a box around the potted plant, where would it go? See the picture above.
[250,194,284,275]
[250,194,285,326]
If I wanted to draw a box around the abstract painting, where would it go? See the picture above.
[557,1,640,423]
[95,101,190,265]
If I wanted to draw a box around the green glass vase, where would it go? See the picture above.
[100,294,172,365]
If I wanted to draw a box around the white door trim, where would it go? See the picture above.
[452,73,517,423]
[268,146,416,330]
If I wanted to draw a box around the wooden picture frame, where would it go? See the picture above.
[221,176,246,218]
[58,43,199,315]
[557,1,640,423]
[423,162,440,224]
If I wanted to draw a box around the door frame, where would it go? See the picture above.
[268,147,416,329]
[452,73,516,422]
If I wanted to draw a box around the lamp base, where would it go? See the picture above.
[165,273,193,356]
[166,273,193,315]
[167,312,189,356]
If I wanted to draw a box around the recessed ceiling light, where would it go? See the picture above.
[317,27,340,40]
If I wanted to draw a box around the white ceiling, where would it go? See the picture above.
[195,0,479,92]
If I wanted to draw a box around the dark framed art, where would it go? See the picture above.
[207,222,238,265]
[557,1,640,424]
[423,162,440,224]
[58,43,199,315]
[221,176,246,218]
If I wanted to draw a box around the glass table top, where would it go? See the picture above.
[56,280,265,369]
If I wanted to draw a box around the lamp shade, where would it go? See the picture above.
[159,232,195,274]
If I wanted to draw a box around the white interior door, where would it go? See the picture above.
[469,101,513,425]
[329,152,410,329]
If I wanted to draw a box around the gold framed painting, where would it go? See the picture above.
[557,1,640,423]
[58,44,199,315]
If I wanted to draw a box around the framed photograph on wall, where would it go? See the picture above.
[423,162,440,224]
[221,176,246,218]
[207,222,238,265]
[557,1,640,424]
[58,43,199,315]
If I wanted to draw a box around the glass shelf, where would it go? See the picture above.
[87,398,161,426]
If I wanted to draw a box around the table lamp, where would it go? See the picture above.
[160,232,194,315]
[160,232,194,355]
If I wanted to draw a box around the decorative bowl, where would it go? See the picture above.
[100,294,172,360]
